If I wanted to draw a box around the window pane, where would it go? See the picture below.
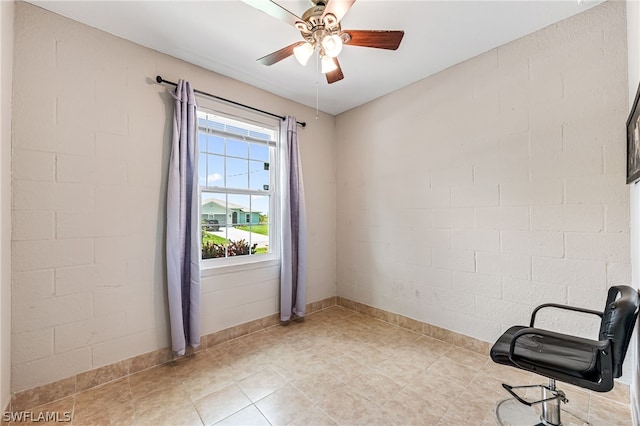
[201,192,227,259]
[198,133,208,151]
[207,155,224,187]
[201,192,227,225]
[226,157,248,189]
[249,143,269,161]
[249,160,270,191]
[250,195,270,255]
[199,153,208,187]
[208,135,224,155]
[251,195,269,220]
[228,194,250,226]
[226,138,248,158]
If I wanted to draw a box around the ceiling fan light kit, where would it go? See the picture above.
[321,55,338,73]
[321,34,343,58]
[293,42,314,66]
[244,0,404,84]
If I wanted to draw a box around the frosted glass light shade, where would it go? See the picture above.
[321,55,337,74]
[293,42,314,66]
[321,34,343,58]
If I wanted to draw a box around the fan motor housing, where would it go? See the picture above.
[297,2,341,44]
[301,5,326,29]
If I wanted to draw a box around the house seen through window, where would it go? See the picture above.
[198,109,278,262]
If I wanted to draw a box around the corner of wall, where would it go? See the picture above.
[0,0,14,413]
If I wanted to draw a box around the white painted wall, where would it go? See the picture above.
[11,2,336,392]
[337,0,629,354]
[0,0,14,412]
[626,0,640,421]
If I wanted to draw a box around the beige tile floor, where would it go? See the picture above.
[11,306,632,425]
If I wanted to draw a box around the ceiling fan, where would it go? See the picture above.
[243,0,404,84]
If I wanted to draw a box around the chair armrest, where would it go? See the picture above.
[529,303,603,327]
[508,327,610,367]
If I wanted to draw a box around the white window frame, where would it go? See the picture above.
[197,102,281,272]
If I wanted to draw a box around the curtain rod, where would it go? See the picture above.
[155,76,306,128]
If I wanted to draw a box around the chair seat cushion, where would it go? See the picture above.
[490,326,600,382]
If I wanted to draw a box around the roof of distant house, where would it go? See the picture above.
[202,198,248,211]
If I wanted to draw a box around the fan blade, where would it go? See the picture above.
[322,0,356,24]
[257,42,305,66]
[344,30,404,50]
[325,58,344,84]
[242,0,303,28]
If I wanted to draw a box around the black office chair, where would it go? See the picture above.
[490,285,639,426]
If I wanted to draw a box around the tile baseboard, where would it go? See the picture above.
[10,296,337,411]
[9,295,630,411]
[204,296,338,347]
[337,297,491,355]
[335,297,630,405]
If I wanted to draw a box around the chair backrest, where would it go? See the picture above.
[598,285,640,378]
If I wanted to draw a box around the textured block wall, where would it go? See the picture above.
[336,1,629,349]
[11,2,336,392]
[626,0,640,418]
[1,0,14,411]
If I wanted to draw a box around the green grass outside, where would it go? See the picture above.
[236,224,269,235]
[202,232,228,245]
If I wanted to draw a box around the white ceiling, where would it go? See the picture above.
[29,0,603,115]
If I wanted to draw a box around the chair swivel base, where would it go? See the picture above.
[495,380,590,426]
[495,398,590,426]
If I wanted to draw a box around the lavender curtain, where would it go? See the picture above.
[166,80,201,355]
[280,116,307,322]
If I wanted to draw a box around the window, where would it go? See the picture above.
[198,109,278,265]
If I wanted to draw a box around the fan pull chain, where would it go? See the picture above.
[315,53,320,120]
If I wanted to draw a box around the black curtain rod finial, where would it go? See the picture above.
[155,75,306,128]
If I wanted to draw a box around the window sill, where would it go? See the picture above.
[200,256,280,278]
